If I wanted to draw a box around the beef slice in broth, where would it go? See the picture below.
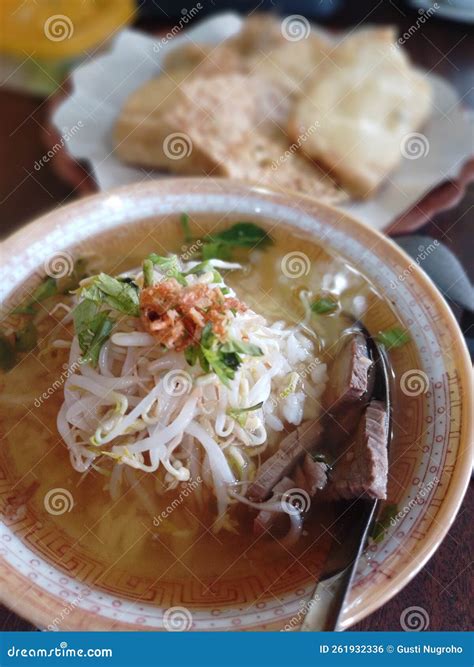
[323,332,374,444]
[247,420,322,502]
[329,399,389,500]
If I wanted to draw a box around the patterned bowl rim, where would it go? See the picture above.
[0,178,472,631]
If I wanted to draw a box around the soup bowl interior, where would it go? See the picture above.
[0,178,471,631]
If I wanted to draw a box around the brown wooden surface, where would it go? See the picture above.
[0,3,472,632]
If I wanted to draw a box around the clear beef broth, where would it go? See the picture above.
[0,215,405,603]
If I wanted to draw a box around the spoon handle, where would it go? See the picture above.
[301,498,377,631]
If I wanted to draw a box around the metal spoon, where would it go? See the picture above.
[301,323,392,631]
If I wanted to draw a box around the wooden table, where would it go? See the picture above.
[0,2,472,632]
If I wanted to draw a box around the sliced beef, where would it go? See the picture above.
[253,456,329,536]
[253,476,294,537]
[293,454,328,496]
[249,333,376,516]
[323,333,374,441]
[247,420,322,502]
[329,333,373,405]
[329,399,389,500]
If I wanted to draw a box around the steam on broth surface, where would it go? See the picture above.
[0,215,406,603]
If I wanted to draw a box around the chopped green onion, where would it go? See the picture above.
[142,259,154,288]
[371,504,398,543]
[81,273,140,317]
[15,321,38,352]
[0,335,16,371]
[73,298,114,367]
[220,339,263,357]
[61,258,89,294]
[184,345,198,367]
[184,260,212,276]
[376,327,410,349]
[208,222,271,248]
[201,222,272,260]
[147,254,186,286]
[195,326,263,386]
[184,261,222,284]
[13,276,57,315]
[200,341,237,386]
[227,402,263,420]
[1,273,63,371]
[202,241,232,261]
[280,371,299,399]
[311,294,339,315]
[180,213,192,243]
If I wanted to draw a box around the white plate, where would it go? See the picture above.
[53,13,474,231]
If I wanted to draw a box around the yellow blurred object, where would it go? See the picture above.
[0,0,136,59]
